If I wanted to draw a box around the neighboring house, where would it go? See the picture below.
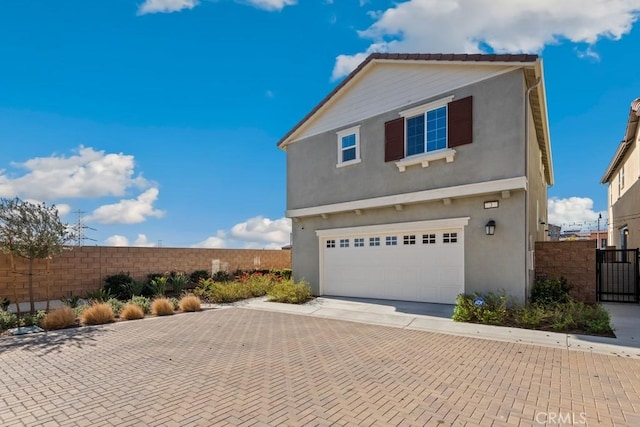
[602,98,640,250]
[278,53,554,304]
[547,223,561,241]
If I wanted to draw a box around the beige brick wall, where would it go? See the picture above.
[0,247,291,303]
[535,240,596,304]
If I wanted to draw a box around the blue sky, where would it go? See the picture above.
[1,0,640,248]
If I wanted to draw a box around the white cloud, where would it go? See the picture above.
[55,203,72,217]
[548,197,605,227]
[0,146,148,201]
[104,233,156,247]
[333,0,640,78]
[332,43,386,81]
[87,188,165,224]
[240,0,297,11]
[138,0,199,15]
[193,216,292,249]
[105,235,129,246]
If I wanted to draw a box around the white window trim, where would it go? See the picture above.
[336,125,361,168]
[398,95,454,119]
[396,95,455,171]
[394,148,456,172]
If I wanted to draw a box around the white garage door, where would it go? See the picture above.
[318,219,467,304]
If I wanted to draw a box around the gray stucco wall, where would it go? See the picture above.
[292,192,527,301]
[286,70,526,210]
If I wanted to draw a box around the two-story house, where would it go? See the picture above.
[601,97,640,249]
[278,53,553,304]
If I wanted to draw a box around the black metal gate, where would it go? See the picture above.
[596,249,640,303]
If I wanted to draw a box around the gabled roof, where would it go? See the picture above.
[277,52,553,185]
[601,98,640,184]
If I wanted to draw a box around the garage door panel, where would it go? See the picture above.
[322,227,464,304]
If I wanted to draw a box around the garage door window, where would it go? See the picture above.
[369,237,380,246]
[340,239,350,248]
[443,233,458,243]
[326,239,336,248]
[354,238,365,247]
[403,235,416,245]
[423,234,436,244]
[386,236,398,246]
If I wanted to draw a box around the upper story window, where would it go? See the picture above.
[407,106,447,156]
[384,96,473,172]
[336,125,361,168]
[619,165,625,190]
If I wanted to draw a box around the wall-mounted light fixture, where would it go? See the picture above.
[485,220,496,236]
[624,228,629,236]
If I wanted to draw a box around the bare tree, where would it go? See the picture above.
[0,198,74,314]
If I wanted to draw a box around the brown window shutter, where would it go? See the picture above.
[448,96,473,147]
[385,117,404,162]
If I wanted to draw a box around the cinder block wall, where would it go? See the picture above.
[0,247,291,303]
[534,240,596,303]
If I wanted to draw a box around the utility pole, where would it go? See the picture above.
[596,213,602,249]
[73,210,96,247]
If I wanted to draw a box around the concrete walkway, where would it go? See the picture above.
[227,296,640,358]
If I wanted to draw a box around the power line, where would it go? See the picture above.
[72,210,97,247]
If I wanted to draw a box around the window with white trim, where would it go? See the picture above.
[403,235,416,245]
[354,238,365,247]
[422,234,436,244]
[443,233,458,244]
[369,237,380,247]
[336,126,361,167]
[326,239,335,248]
[385,236,397,246]
[406,106,447,156]
[339,239,350,248]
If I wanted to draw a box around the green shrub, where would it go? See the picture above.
[452,294,475,322]
[126,280,147,297]
[128,296,151,314]
[73,306,86,317]
[582,304,613,334]
[212,271,232,282]
[103,272,134,300]
[531,277,572,308]
[190,270,210,284]
[169,297,180,311]
[85,288,114,303]
[60,294,81,308]
[513,304,548,328]
[0,310,18,330]
[452,292,507,325]
[267,280,311,304]
[168,272,188,295]
[149,276,168,296]
[19,311,46,327]
[107,298,124,316]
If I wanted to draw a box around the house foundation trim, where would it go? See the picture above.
[287,176,528,218]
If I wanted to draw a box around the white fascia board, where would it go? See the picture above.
[288,176,528,218]
[316,217,470,238]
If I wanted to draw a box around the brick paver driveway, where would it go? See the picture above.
[1,308,639,426]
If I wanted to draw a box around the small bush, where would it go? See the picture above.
[20,311,46,327]
[531,277,572,308]
[168,272,188,295]
[127,280,147,297]
[152,298,174,316]
[85,288,114,303]
[212,270,232,282]
[268,280,312,304]
[0,310,18,330]
[107,298,124,316]
[452,292,507,325]
[513,304,548,328]
[60,294,81,308]
[583,304,613,334]
[42,307,77,330]
[73,306,86,317]
[149,276,168,296]
[190,270,210,284]
[179,295,201,312]
[120,304,145,320]
[129,296,151,314]
[81,303,115,325]
[103,272,134,300]
[169,297,180,311]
